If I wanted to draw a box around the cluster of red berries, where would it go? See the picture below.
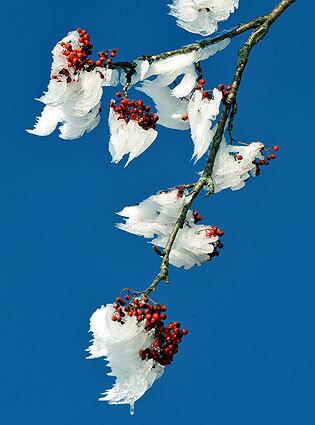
[206,226,224,259]
[176,185,186,198]
[218,84,231,104]
[192,210,203,224]
[197,79,216,100]
[51,28,118,81]
[111,294,187,367]
[253,145,279,176]
[110,93,159,130]
[95,48,118,67]
[206,225,224,238]
[191,211,224,259]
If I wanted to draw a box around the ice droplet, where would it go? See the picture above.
[130,402,135,415]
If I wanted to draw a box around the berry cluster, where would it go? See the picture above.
[95,48,118,67]
[176,185,186,198]
[196,79,216,100]
[110,94,159,130]
[252,144,279,176]
[191,211,224,259]
[233,144,279,176]
[206,225,224,238]
[61,29,94,72]
[51,28,119,81]
[111,295,187,367]
[192,210,203,224]
[205,226,224,259]
[218,84,231,104]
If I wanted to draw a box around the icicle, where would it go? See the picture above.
[130,402,135,415]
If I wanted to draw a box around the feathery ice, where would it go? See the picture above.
[88,294,187,414]
[27,29,118,140]
[187,86,222,161]
[169,0,239,36]
[117,187,224,269]
[109,95,159,166]
[208,138,278,192]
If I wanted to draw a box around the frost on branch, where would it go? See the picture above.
[117,188,224,269]
[108,100,158,166]
[137,80,190,130]
[209,137,268,192]
[27,29,118,140]
[88,295,188,414]
[169,0,239,36]
[88,303,163,413]
[125,38,230,89]
[187,87,222,161]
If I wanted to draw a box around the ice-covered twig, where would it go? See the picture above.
[142,0,295,296]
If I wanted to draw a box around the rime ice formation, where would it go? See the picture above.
[87,304,164,413]
[108,108,158,166]
[27,31,118,140]
[187,88,222,161]
[211,138,265,192]
[117,189,222,269]
[169,0,239,36]
[137,80,190,130]
[123,38,230,89]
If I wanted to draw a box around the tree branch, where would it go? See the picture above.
[143,0,295,297]
[109,16,267,74]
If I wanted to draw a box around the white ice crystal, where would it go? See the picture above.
[171,65,198,98]
[142,39,230,81]
[211,137,264,192]
[27,31,118,140]
[117,189,220,269]
[122,39,230,89]
[87,304,164,414]
[187,88,222,161]
[151,212,219,269]
[117,189,190,238]
[137,80,190,130]
[135,42,228,133]
[108,109,158,166]
[169,0,239,36]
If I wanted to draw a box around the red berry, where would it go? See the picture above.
[273,145,279,151]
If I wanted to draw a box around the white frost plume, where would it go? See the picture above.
[171,65,198,98]
[87,304,164,413]
[151,215,219,269]
[27,30,118,140]
[123,38,230,88]
[187,88,222,162]
[117,189,222,269]
[211,137,264,192]
[108,109,158,166]
[169,0,239,36]
[137,80,190,130]
[117,189,190,238]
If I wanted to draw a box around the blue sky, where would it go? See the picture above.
[0,1,314,424]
